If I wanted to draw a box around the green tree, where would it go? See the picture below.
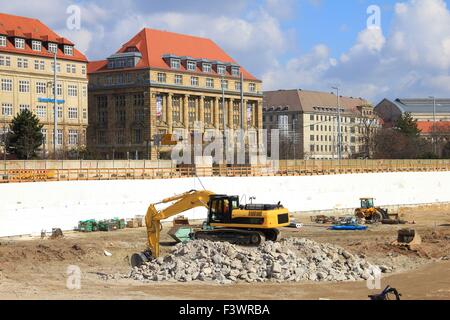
[395,112,421,137]
[7,110,43,159]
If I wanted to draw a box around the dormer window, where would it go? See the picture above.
[203,63,212,73]
[187,60,196,71]
[32,40,42,52]
[231,67,240,77]
[217,65,226,75]
[48,43,58,53]
[170,58,181,69]
[15,38,25,49]
[0,36,6,47]
[64,45,74,56]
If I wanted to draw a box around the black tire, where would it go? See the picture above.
[372,212,383,223]
[250,233,262,246]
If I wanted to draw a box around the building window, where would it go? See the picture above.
[206,78,214,88]
[81,65,86,75]
[2,103,13,116]
[134,108,145,122]
[1,79,13,91]
[0,36,6,47]
[221,79,228,89]
[170,58,181,69]
[233,101,240,126]
[217,65,226,75]
[19,80,30,93]
[310,125,314,131]
[235,82,241,91]
[56,129,63,145]
[203,63,212,73]
[157,73,166,83]
[68,107,78,119]
[48,43,58,53]
[249,83,256,92]
[133,128,142,144]
[17,58,29,68]
[53,106,63,118]
[204,99,212,125]
[174,74,183,85]
[191,76,199,86]
[15,38,25,49]
[64,45,74,56]
[36,82,46,94]
[32,41,42,51]
[172,96,181,123]
[188,97,197,125]
[187,60,196,71]
[19,104,30,112]
[51,62,61,73]
[68,130,78,145]
[134,93,145,106]
[115,95,126,124]
[83,108,87,119]
[116,130,125,145]
[68,85,78,97]
[0,55,11,67]
[52,83,63,96]
[36,105,46,118]
[231,67,240,77]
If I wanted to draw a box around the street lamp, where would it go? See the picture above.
[332,86,342,160]
[429,96,437,155]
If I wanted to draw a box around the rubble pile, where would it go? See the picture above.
[127,238,388,283]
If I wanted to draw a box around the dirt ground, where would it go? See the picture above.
[0,206,449,300]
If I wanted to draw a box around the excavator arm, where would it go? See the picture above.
[144,190,214,258]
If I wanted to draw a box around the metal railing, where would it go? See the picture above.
[1,160,450,183]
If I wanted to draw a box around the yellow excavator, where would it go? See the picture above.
[130,190,291,267]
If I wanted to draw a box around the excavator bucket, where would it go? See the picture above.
[392,228,422,250]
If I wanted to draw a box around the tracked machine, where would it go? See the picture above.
[131,190,291,267]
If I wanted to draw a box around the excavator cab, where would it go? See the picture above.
[208,195,239,224]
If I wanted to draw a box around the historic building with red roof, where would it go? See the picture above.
[88,28,263,160]
[0,12,88,156]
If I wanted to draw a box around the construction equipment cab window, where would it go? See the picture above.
[209,196,239,224]
[361,198,374,209]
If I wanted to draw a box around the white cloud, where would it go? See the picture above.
[263,0,450,103]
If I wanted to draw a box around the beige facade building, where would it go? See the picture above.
[88,28,263,160]
[264,89,380,159]
[0,13,88,156]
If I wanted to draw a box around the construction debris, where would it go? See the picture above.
[126,238,382,283]
[50,228,63,239]
[392,229,422,250]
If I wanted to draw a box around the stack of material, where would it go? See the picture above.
[127,238,382,283]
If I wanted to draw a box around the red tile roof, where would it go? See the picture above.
[0,12,87,62]
[88,28,259,81]
[417,121,450,134]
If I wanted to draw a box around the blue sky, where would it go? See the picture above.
[2,0,450,103]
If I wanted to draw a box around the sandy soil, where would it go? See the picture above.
[0,206,449,300]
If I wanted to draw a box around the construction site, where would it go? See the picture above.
[1,160,450,300]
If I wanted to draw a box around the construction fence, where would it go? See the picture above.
[1,159,450,183]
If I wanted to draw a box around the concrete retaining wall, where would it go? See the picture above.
[1,171,450,237]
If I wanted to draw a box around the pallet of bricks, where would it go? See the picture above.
[126,215,145,228]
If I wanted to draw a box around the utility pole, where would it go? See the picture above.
[53,50,58,159]
[3,112,6,173]
[332,86,342,160]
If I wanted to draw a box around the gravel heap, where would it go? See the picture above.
[127,238,386,283]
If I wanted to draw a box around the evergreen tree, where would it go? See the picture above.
[7,110,43,159]
[395,112,421,137]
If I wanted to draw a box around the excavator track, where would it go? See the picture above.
[193,229,267,246]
